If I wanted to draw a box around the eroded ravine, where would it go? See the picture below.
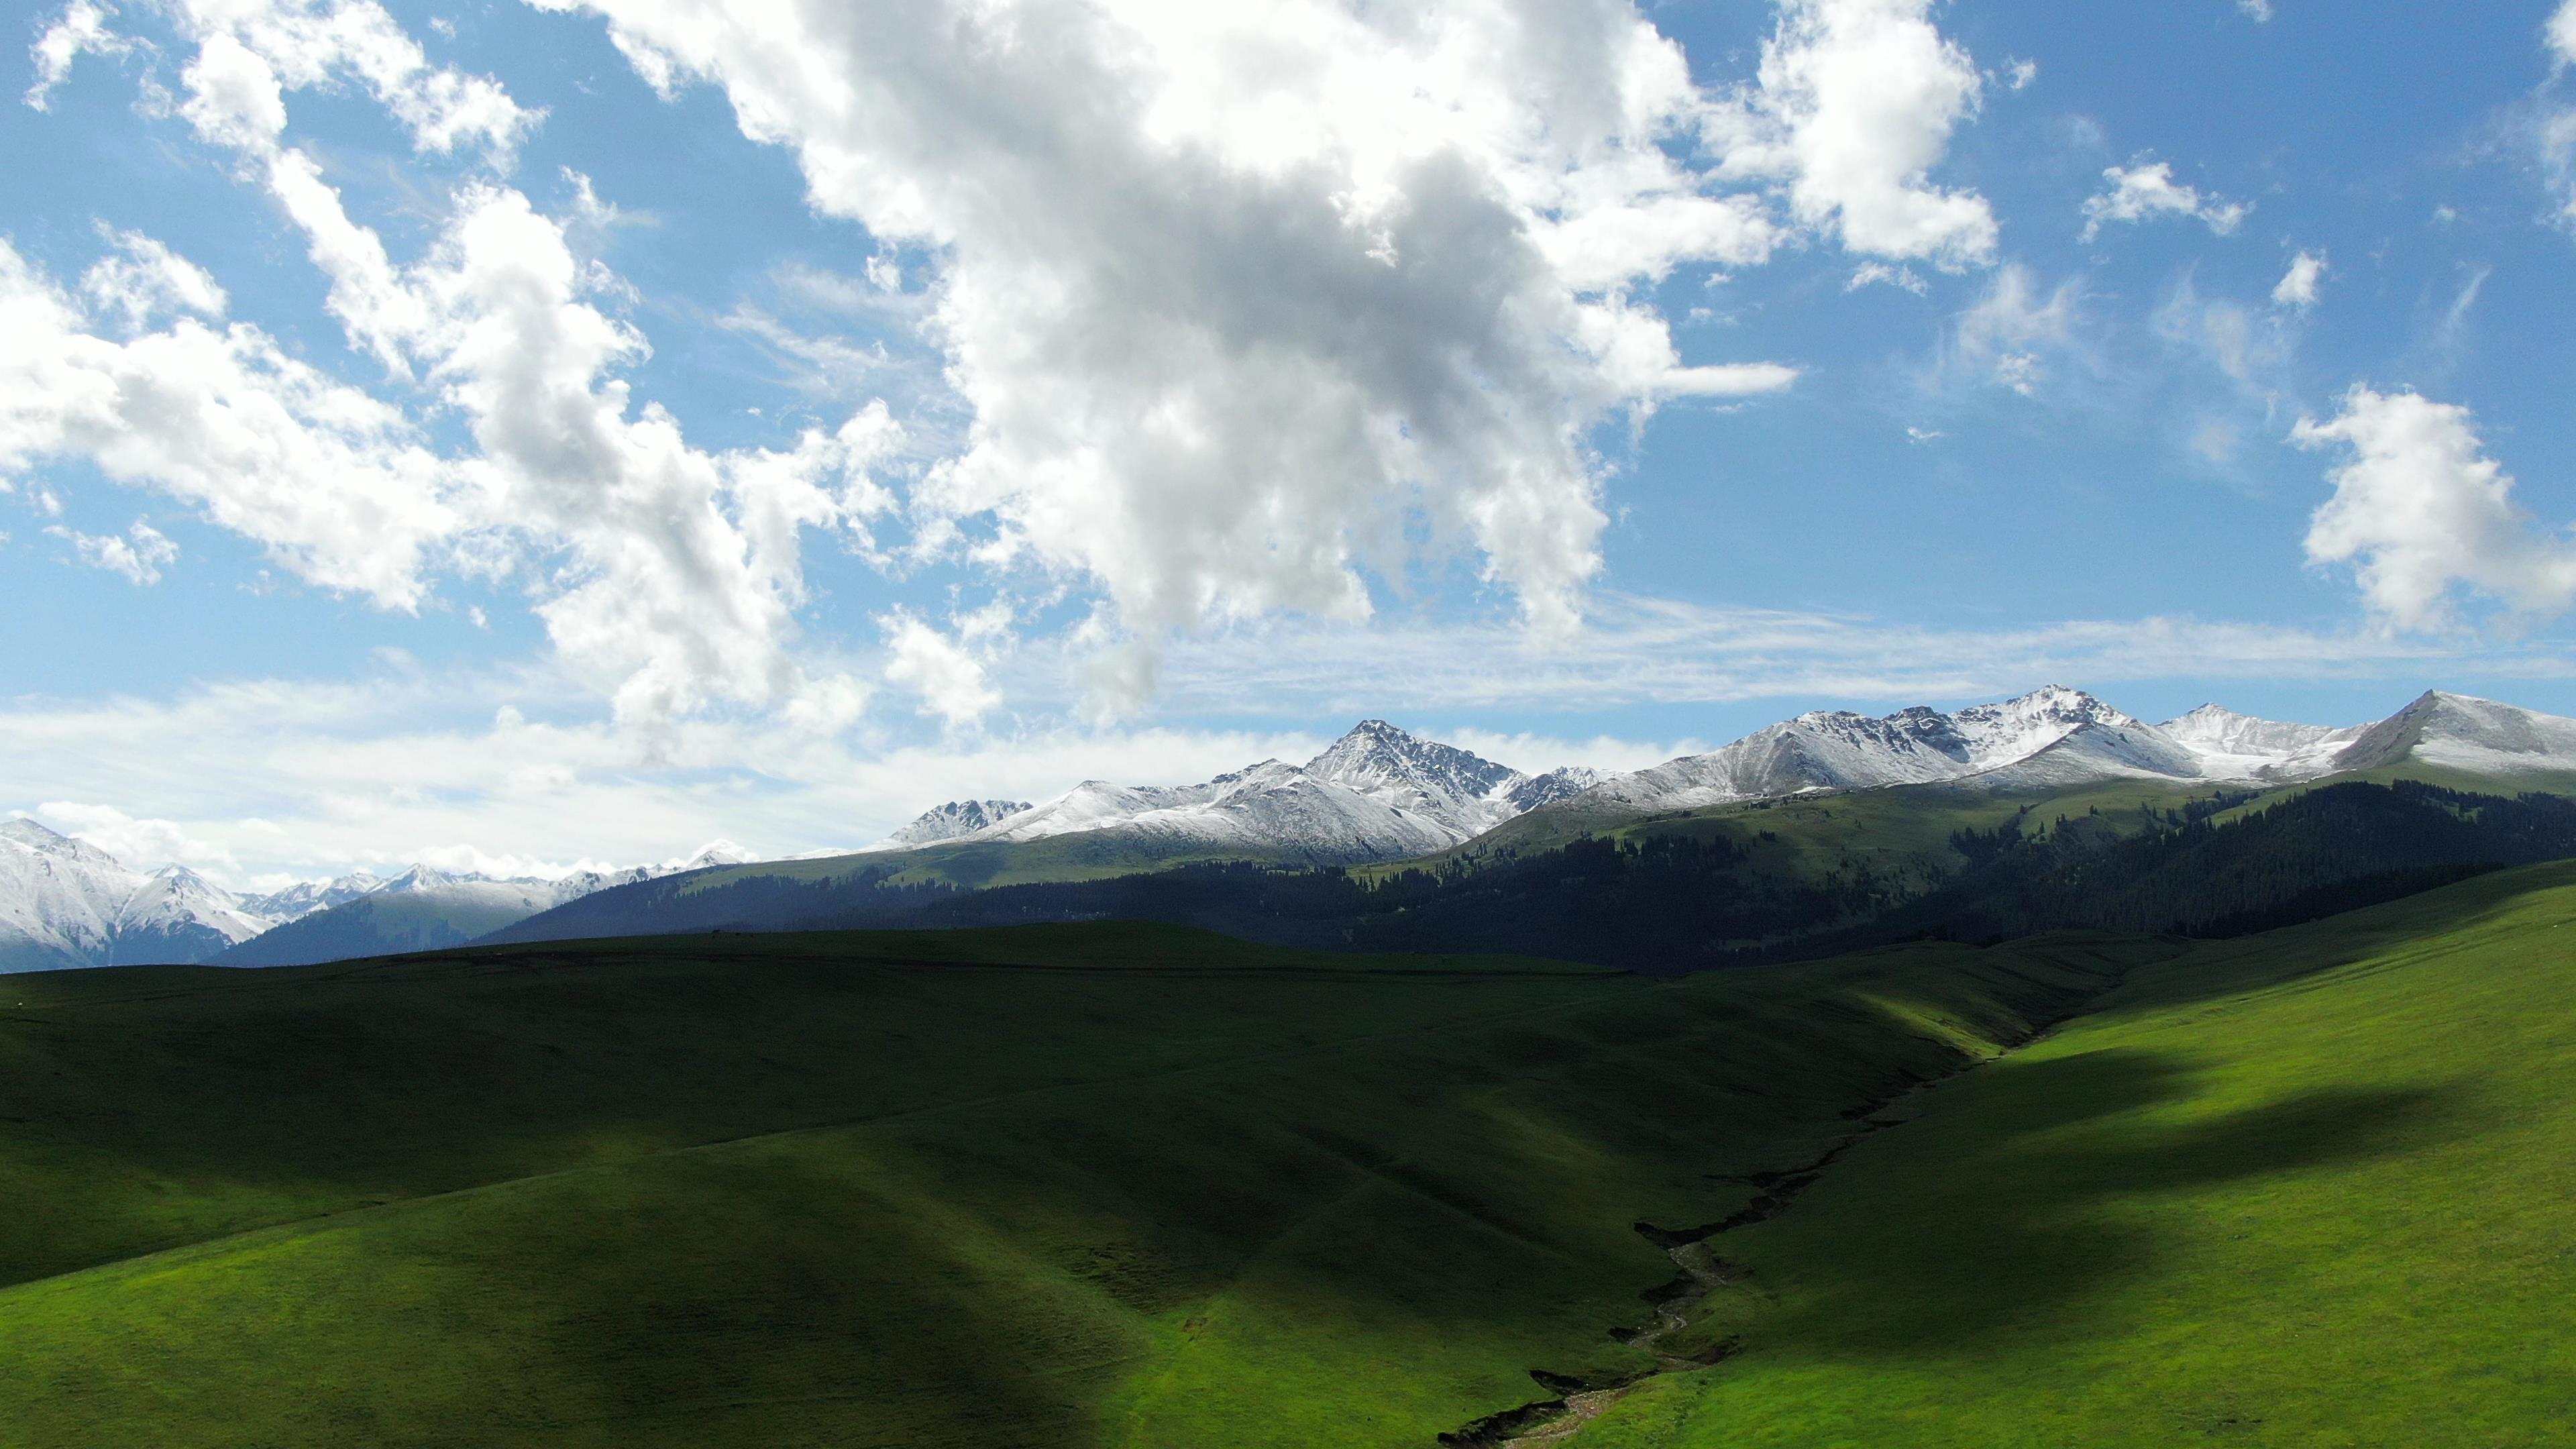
[1432,1059,2020,1448]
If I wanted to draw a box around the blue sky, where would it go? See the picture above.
[6,0,2576,883]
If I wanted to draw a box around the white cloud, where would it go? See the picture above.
[0,239,464,606]
[2272,249,2328,309]
[1950,264,2078,395]
[1722,0,2000,268]
[2080,162,2250,241]
[2553,1,2576,67]
[541,0,1799,654]
[2002,58,2038,92]
[31,801,234,872]
[22,0,133,110]
[79,226,229,330]
[881,611,1002,725]
[2239,1,2275,21]
[11,5,895,733]
[1848,261,1930,294]
[2294,387,2576,631]
[162,0,539,162]
[47,519,179,584]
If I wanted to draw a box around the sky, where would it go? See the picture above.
[7,0,2576,887]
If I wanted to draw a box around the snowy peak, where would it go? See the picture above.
[2332,691,2576,777]
[863,800,1038,852]
[1947,686,2139,762]
[0,818,123,871]
[882,721,1589,863]
[679,839,755,870]
[1305,720,1518,801]
[1576,687,2349,818]
[1505,765,1606,814]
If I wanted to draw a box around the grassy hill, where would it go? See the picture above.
[12,859,2576,1445]
[1562,861,2576,1446]
[0,922,2146,1447]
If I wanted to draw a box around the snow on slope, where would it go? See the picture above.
[912,722,1592,863]
[0,826,766,973]
[861,800,1034,852]
[1564,686,2401,817]
[2159,705,2369,782]
[0,820,272,971]
[2330,691,2576,779]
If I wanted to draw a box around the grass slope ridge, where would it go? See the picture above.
[1567,860,2576,1447]
[490,780,2576,976]
[0,924,2147,1446]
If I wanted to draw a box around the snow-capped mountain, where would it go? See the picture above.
[238,870,388,921]
[861,800,1034,852]
[894,721,1595,865]
[0,828,767,974]
[1555,686,2576,820]
[2328,690,2576,780]
[549,841,757,901]
[0,820,272,971]
[1567,686,2153,813]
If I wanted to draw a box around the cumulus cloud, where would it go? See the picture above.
[2272,249,2328,309]
[47,519,179,584]
[1723,0,2000,268]
[2553,1,2576,66]
[0,239,464,605]
[539,0,1803,651]
[881,611,1001,725]
[2294,387,2576,631]
[11,1,892,731]
[162,0,539,161]
[32,801,235,871]
[2080,162,2250,241]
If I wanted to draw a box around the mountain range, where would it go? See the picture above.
[0,831,752,973]
[13,686,2576,973]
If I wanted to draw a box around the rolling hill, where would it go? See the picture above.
[7,865,2576,1442]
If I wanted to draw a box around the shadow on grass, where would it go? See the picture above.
[1724,1046,2475,1360]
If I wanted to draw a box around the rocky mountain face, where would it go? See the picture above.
[861,801,1034,852]
[854,690,2576,871]
[0,828,761,974]
[871,720,1597,865]
[0,820,272,971]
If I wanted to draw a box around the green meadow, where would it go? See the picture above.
[0,924,2133,1447]
[4,863,2575,1446]
[1577,861,2576,1447]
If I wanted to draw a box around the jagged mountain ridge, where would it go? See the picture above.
[858,689,2576,871]
[881,720,1601,865]
[0,828,759,973]
[861,800,1034,852]
[0,820,271,971]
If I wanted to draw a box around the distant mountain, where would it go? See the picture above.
[865,720,1593,867]
[214,845,759,969]
[238,870,389,922]
[861,801,1033,852]
[2328,690,2576,782]
[0,821,272,971]
[213,875,564,967]
[1556,686,2363,817]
